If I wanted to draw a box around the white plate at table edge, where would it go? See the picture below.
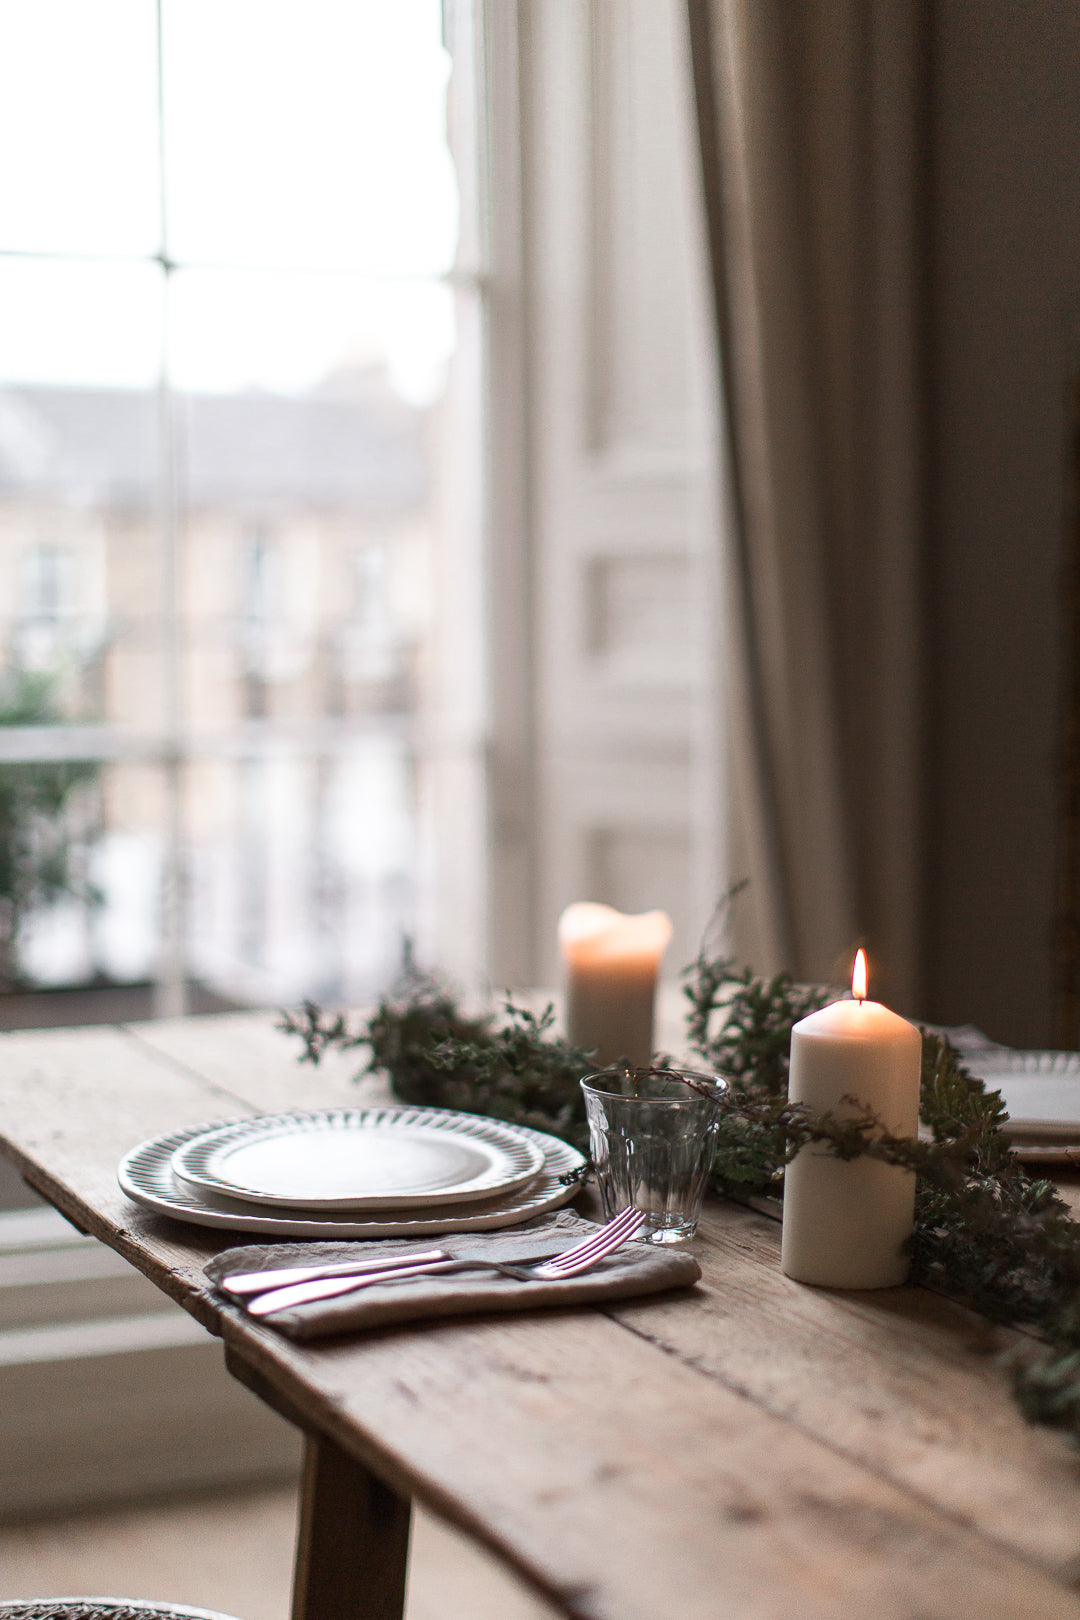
[963,1049,1080,1160]
[119,1115,585,1238]
[170,1107,547,1211]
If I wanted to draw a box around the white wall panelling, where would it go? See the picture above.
[509,0,723,986]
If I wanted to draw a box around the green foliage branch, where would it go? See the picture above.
[282,945,598,1163]
[282,940,1080,1439]
[0,671,100,987]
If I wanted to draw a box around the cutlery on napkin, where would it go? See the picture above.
[204,1210,701,1340]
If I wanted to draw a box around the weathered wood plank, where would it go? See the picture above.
[607,1201,1080,1582]
[125,1010,372,1114]
[212,1295,1080,1620]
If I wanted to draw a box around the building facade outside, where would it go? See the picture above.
[0,373,434,1005]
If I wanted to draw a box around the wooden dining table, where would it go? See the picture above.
[3,1007,1080,1620]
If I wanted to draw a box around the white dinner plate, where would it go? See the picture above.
[968,1049,1080,1158]
[119,1114,584,1238]
[170,1108,546,1211]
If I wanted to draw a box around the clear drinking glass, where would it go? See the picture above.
[581,1067,728,1243]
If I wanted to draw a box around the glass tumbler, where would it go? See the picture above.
[580,1067,728,1243]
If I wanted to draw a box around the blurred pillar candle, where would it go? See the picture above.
[781,950,922,1289]
[558,902,673,1067]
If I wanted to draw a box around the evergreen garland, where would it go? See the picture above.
[281,943,1080,1440]
[281,947,596,1161]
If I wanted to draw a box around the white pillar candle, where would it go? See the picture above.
[558,902,673,1068]
[781,951,921,1289]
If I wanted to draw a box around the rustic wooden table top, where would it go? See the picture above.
[2,1009,1080,1620]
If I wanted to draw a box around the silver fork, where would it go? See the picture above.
[244,1206,647,1317]
[225,1206,647,1304]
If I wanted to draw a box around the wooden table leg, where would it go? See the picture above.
[292,1431,411,1620]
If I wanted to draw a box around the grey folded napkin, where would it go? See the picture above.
[204,1210,701,1341]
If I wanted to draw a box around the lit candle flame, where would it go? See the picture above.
[852,949,868,1003]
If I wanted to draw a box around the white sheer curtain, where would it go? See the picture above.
[687,0,928,1011]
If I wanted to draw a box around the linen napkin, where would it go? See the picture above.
[204,1210,701,1341]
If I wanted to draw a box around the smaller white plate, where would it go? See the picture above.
[171,1108,545,1211]
[971,1049,1080,1152]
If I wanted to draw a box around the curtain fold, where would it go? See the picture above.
[688,0,928,1010]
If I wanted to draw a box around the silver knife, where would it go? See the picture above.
[245,1249,567,1316]
[220,1240,570,1300]
[220,1248,449,1297]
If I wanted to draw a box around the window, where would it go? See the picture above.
[0,0,722,1016]
[0,0,478,1010]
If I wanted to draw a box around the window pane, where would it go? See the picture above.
[7,743,416,1003]
[168,269,454,403]
[6,752,110,990]
[163,0,457,275]
[0,259,163,391]
[0,7,479,1007]
[185,742,415,1004]
[171,270,444,747]
[167,270,455,1000]
[18,760,172,994]
[0,263,164,735]
[0,0,160,257]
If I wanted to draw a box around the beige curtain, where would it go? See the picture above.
[688,0,928,1011]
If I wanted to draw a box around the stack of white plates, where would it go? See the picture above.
[118,1107,585,1238]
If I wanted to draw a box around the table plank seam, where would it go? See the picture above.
[603,1303,1080,1599]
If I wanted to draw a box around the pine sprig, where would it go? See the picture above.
[684,956,832,1098]
[424,1001,597,1153]
[682,951,831,1195]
